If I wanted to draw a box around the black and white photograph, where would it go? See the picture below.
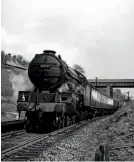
[1,0,134,161]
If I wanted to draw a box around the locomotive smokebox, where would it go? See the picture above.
[28,50,65,91]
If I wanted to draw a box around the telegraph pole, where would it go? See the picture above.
[127,91,129,101]
[96,77,98,88]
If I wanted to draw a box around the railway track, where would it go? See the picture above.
[2,116,109,161]
[1,119,25,126]
[1,130,26,140]
[1,119,26,133]
[1,119,92,161]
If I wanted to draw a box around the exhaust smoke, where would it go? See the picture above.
[9,70,33,103]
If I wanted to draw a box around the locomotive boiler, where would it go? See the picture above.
[17,50,119,132]
[28,50,84,91]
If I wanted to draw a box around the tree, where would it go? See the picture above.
[73,64,85,75]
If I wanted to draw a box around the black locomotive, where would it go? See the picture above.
[17,50,119,132]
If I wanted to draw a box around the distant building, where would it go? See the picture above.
[1,51,28,70]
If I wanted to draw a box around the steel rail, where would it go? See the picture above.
[1,120,88,160]
[1,130,26,140]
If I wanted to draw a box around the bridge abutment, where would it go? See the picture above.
[106,86,113,97]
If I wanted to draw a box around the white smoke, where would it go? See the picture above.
[9,70,33,102]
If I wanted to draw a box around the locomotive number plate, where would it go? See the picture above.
[40,64,50,68]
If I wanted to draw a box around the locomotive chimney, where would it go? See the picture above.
[12,55,17,63]
[43,50,56,55]
[7,53,12,62]
[18,56,22,64]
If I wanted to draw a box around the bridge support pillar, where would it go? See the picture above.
[106,86,113,97]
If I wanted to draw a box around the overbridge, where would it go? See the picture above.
[88,79,134,97]
[88,79,134,88]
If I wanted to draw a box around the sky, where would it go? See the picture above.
[1,0,134,97]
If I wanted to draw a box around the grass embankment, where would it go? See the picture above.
[84,101,134,161]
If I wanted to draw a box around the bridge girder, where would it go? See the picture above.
[88,79,134,88]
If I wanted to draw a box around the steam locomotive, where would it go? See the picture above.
[17,50,119,132]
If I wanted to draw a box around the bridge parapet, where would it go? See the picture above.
[88,79,134,88]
